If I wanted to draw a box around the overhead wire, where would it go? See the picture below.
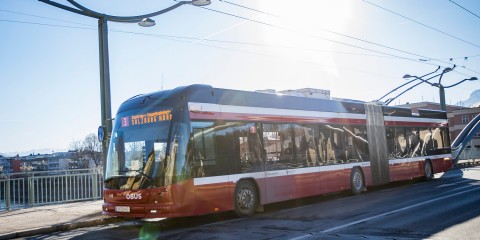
[209,0,480,76]
[0,8,94,27]
[448,0,480,19]
[0,6,457,69]
[0,16,402,60]
[218,0,277,17]
[0,7,418,61]
[362,0,480,49]
[3,5,477,78]
[0,17,398,79]
[197,6,447,69]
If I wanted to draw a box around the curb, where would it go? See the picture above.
[0,217,124,240]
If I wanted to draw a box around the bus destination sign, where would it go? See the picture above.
[121,110,172,127]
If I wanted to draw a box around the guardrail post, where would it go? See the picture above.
[28,177,34,207]
[93,173,99,199]
[5,178,11,210]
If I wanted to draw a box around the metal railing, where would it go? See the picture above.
[0,169,103,211]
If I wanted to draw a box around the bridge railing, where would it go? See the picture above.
[0,169,103,211]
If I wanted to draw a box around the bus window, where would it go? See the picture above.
[124,142,145,173]
[426,127,444,150]
[235,123,263,173]
[292,124,316,167]
[192,122,217,177]
[386,127,395,159]
[342,125,369,162]
[397,128,408,158]
[214,122,240,175]
[263,123,288,170]
[406,128,422,157]
[322,125,345,164]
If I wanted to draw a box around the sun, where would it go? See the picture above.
[257,1,355,78]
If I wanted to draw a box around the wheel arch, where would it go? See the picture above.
[235,177,261,205]
[350,166,367,194]
[425,158,434,174]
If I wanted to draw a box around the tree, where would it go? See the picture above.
[68,139,84,169]
[82,133,102,168]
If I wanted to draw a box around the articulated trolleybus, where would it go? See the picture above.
[102,85,452,218]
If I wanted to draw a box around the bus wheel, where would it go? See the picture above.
[234,180,257,217]
[424,160,434,181]
[350,167,364,195]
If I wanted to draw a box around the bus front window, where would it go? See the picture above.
[104,119,172,190]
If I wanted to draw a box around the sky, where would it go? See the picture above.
[1,0,479,155]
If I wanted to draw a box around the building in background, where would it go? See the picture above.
[448,107,480,146]
[398,101,479,147]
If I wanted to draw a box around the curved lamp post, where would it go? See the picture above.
[384,72,443,106]
[403,66,477,111]
[377,66,440,102]
[39,0,211,174]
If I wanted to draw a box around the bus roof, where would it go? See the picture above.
[116,85,446,120]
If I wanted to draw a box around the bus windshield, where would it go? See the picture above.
[104,110,175,190]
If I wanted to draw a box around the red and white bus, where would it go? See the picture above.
[102,85,452,218]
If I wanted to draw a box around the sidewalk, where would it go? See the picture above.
[0,200,122,239]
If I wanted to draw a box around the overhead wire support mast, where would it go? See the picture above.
[384,65,456,106]
[404,65,478,111]
[377,66,440,102]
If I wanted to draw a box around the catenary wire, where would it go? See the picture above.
[218,0,277,17]
[448,0,480,19]
[0,18,400,79]
[363,0,480,49]
[197,4,480,76]
[2,7,477,77]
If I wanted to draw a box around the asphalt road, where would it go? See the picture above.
[25,165,480,240]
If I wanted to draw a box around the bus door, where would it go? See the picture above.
[263,124,294,203]
[191,122,230,214]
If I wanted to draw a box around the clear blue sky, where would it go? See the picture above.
[1,0,479,155]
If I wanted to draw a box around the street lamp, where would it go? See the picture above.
[404,65,478,111]
[377,66,440,102]
[39,0,211,174]
[443,77,478,88]
[384,72,443,106]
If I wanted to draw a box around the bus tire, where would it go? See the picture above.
[424,160,434,181]
[350,167,364,195]
[234,180,257,217]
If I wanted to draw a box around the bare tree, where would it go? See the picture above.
[82,133,102,168]
[68,139,85,169]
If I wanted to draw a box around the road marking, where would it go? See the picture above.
[289,185,480,240]
[321,186,479,233]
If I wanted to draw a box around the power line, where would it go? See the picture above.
[209,3,432,61]
[0,8,94,27]
[0,19,95,31]
[199,6,275,27]
[1,6,463,71]
[197,6,445,67]
[363,0,480,49]
[448,0,480,19]
[204,2,480,75]
[3,8,478,77]
[218,0,277,17]
[0,17,399,79]
[0,17,402,60]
